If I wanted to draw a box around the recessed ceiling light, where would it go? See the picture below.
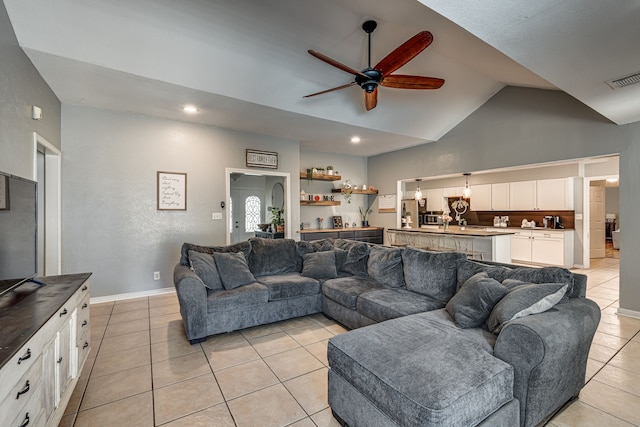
[350,136,361,143]
[183,105,198,113]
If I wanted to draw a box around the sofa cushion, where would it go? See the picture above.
[503,266,575,297]
[180,241,251,266]
[446,272,508,328]
[356,288,445,323]
[301,251,338,279]
[402,247,465,303]
[486,282,568,333]
[188,250,223,291]
[328,311,514,427]
[456,259,511,292]
[333,239,370,276]
[212,252,256,290]
[295,240,317,272]
[367,246,405,288]
[322,276,385,310]
[206,282,268,311]
[248,238,298,277]
[255,273,320,301]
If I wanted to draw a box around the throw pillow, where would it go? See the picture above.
[367,246,405,288]
[446,272,508,328]
[486,282,569,333]
[301,251,338,279]
[503,266,575,297]
[180,240,251,266]
[402,247,466,303]
[333,247,347,271]
[212,252,256,290]
[456,259,511,292]
[333,239,370,276]
[247,238,298,277]
[188,250,223,291]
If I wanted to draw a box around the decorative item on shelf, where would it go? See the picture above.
[332,216,343,228]
[342,180,354,203]
[317,167,325,175]
[359,205,372,227]
[451,198,469,225]
[258,223,270,232]
[326,166,334,176]
[369,185,376,191]
[314,195,321,201]
[352,222,357,228]
[460,218,467,230]
[300,190,306,201]
[442,213,453,231]
[306,168,313,184]
[404,211,413,229]
[271,207,285,233]
[317,217,324,229]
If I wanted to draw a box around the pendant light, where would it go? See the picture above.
[462,173,472,198]
[414,179,422,200]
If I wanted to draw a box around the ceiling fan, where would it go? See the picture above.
[304,20,444,111]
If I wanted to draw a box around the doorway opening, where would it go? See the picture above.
[225,168,290,245]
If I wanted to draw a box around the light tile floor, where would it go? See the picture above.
[59,254,639,426]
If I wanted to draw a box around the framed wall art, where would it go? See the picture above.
[157,171,187,210]
[246,149,278,169]
[332,216,343,229]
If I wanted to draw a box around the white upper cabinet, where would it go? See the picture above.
[470,184,491,211]
[509,180,537,210]
[442,187,464,197]
[426,188,444,211]
[536,178,573,210]
[491,183,510,210]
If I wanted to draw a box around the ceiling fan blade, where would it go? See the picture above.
[303,82,357,98]
[381,75,444,90]
[374,31,433,76]
[364,87,378,111]
[308,50,370,79]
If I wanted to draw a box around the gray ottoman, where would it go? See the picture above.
[328,310,519,426]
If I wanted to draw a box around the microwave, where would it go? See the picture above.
[424,214,441,225]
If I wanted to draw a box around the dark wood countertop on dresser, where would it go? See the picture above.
[0,273,92,370]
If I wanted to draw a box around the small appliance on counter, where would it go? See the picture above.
[494,216,509,227]
[543,215,553,228]
[553,216,564,229]
[521,219,536,228]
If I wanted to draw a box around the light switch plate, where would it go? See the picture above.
[212,212,223,220]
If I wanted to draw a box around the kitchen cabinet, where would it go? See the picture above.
[443,187,464,198]
[510,229,573,267]
[491,183,510,210]
[299,227,384,244]
[470,184,491,211]
[536,178,573,210]
[426,188,443,211]
[509,181,536,210]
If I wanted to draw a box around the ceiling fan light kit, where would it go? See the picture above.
[304,20,444,111]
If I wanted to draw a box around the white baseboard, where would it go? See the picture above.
[617,307,640,320]
[90,287,176,304]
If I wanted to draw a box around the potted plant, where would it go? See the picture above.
[317,167,325,175]
[326,165,334,176]
[359,205,372,227]
[271,207,285,233]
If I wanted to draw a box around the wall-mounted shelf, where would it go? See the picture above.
[300,200,341,206]
[299,172,341,181]
[331,188,379,195]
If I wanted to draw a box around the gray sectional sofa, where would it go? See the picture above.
[173,237,600,427]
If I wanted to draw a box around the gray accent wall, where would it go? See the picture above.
[0,1,60,178]
[368,86,640,313]
[61,105,299,297]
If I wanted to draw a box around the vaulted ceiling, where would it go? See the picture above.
[5,0,640,156]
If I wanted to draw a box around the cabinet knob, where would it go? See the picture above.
[18,412,30,427]
[59,308,68,317]
[16,381,30,399]
[17,348,31,365]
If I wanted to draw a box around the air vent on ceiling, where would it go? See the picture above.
[606,72,640,89]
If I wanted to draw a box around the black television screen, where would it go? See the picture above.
[0,172,37,296]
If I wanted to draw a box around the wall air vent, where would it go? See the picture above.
[606,72,640,89]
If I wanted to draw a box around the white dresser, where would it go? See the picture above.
[0,274,91,427]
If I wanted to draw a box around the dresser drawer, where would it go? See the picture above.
[0,354,43,423]
[9,384,46,427]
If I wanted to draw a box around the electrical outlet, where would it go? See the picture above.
[212,212,223,220]
[153,272,160,280]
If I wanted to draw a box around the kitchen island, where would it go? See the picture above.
[387,226,515,263]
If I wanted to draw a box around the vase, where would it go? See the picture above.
[361,220,369,227]
[444,222,449,231]
[276,225,284,233]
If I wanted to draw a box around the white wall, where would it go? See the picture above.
[61,105,299,297]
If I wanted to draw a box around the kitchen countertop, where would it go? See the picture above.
[388,227,515,237]
[298,227,383,233]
